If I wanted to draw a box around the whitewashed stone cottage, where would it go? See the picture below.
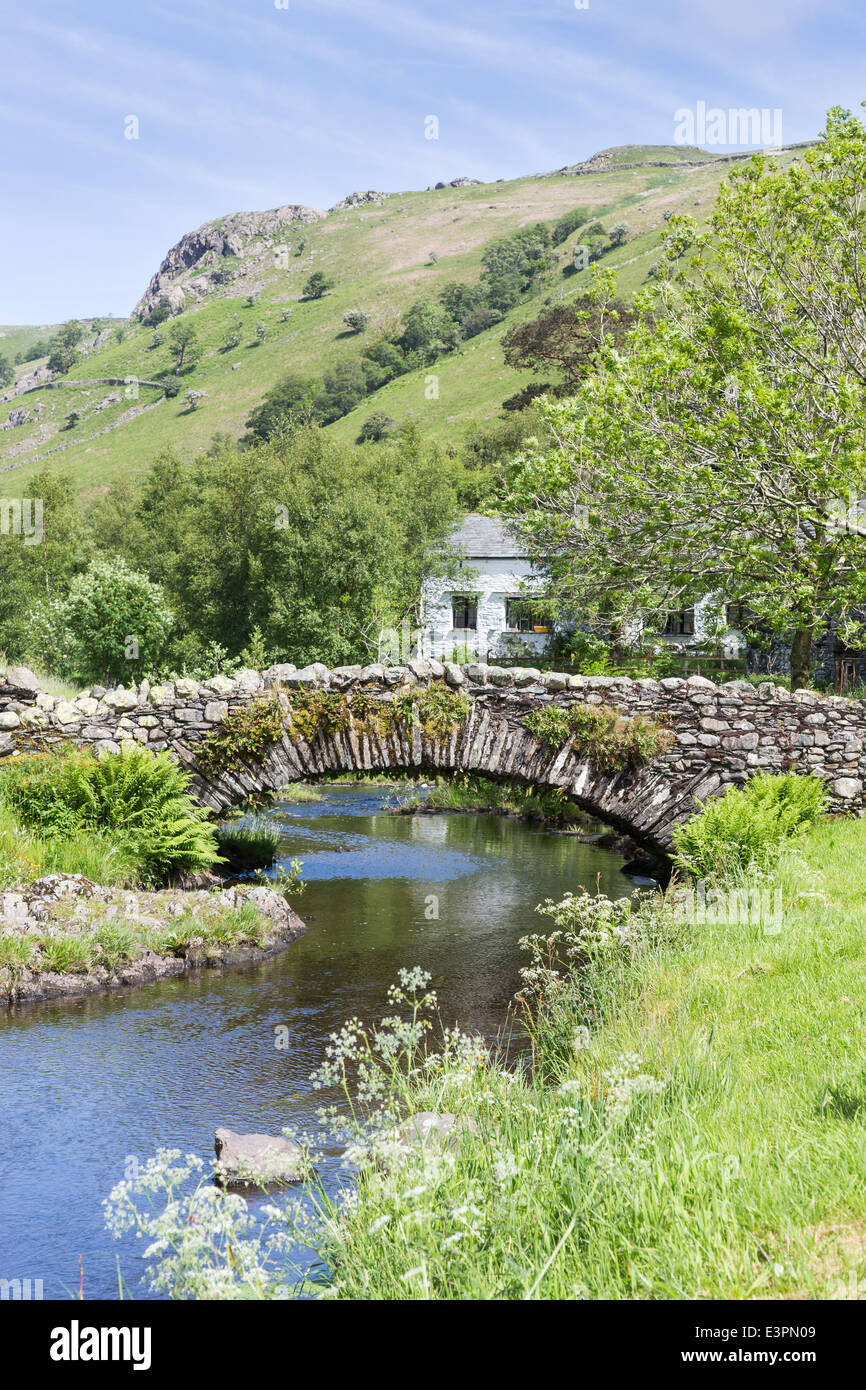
[420,513,746,666]
[420,514,553,662]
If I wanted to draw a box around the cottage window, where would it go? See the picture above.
[506,598,544,632]
[663,609,695,636]
[452,596,478,630]
[725,602,749,628]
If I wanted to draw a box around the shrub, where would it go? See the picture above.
[146,297,172,327]
[343,310,369,333]
[0,747,221,883]
[672,772,829,881]
[59,747,221,880]
[524,703,667,770]
[198,697,285,776]
[168,319,201,374]
[0,749,89,837]
[460,304,503,338]
[608,221,631,247]
[552,207,592,246]
[553,630,611,674]
[303,272,332,300]
[50,557,174,684]
[357,412,395,443]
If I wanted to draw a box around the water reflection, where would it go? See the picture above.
[0,783,634,1299]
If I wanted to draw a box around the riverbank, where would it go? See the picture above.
[313,814,866,1299]
[392,772,599,829]
[0,874,306,1007]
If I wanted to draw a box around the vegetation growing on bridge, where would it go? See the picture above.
[523,701,667,770]
[197,696,285,777]
[393,685,472,739]
[288,683,471,745]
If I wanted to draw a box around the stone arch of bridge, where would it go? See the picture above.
[189,718,719,858]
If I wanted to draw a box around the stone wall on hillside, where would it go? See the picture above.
[1,659,865,854]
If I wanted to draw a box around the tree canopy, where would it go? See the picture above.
[505,108,866,689]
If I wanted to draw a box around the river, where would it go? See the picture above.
[0,782,637,1299]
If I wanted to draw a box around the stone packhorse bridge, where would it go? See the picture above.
[1,660,864,855]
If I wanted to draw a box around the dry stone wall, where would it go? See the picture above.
[2,659,865,854]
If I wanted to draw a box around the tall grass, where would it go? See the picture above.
[308,817,866,1299]
[0,805,141,890]
[214,822,280,870]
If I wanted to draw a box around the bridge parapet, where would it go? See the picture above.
[1,660,864,853]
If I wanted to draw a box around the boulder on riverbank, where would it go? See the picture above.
[214,1127,309,1186]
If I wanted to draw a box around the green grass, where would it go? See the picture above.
[312,815,866,1299]
[0,322,63,368]
[150,902,270,956]
[397,773,591,827]
[0,804,142,890]
[214,822,280,868]
[0,900,273,992]
[279,783,324,802]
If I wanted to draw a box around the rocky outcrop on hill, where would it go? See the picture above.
[330,190,392,211]
[429,177,482,189]
[133,204,326,319]
[535,146,712,179]
[1,364,54,406]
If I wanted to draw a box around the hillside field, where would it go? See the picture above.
[1,146,798,499]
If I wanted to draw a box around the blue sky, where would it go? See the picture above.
[3,0,865,323]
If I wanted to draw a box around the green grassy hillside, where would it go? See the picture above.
[1,146,801,498]
[0,324,61,362]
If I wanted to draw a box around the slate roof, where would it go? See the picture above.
[451,513,525,559]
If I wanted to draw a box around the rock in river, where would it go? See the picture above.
[214,1127,308,1186]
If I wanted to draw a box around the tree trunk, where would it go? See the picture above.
[789,625,813,692]
[608,618,626,667]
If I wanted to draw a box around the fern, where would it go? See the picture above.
[0,747,221,884]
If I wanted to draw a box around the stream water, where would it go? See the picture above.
[0,783,635,1299]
